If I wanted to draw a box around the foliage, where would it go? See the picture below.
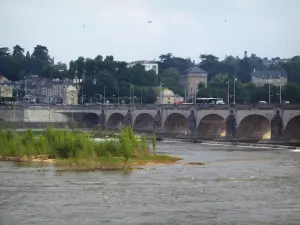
[1,44,300,103]
[0,126,150,161]
[197,73,300,103]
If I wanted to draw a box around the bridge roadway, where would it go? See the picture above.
[1,104,300,140]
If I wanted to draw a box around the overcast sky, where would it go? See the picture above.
[1,0,299,64]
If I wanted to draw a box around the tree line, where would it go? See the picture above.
[1,45,300,103]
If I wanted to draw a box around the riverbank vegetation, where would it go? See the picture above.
[0,126,181,171]
[1,45,300,104]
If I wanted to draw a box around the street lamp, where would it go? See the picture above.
[132,85,135,104]
[48,95,51,123]
[226,81,230,104]
[129,83,132,104]
[103,86,107,104]
[117,85,120,105]
[233,77,237,104]
[95,94,102,104]
[140,87,143,104]
[159,82,163,104]
[70,94,74,122]
[268,78,271,104]
[279,77,283,104]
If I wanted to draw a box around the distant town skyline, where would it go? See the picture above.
[1,0,299,63]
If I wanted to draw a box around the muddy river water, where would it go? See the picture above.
[1,141,300,225]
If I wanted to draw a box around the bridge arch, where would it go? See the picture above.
[133,113,154,131]
[284,115,300,139]
[236,114,271,139]
[197,114,226,139]
[163,113,188,134]
[107,113,125,129]
[82,113,99,127]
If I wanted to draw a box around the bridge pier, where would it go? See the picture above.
[271,110,283,140]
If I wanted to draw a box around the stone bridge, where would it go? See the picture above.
[1,104,300,140]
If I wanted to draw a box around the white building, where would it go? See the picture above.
[127,60,158,75]
[252,69,287,87]
[156,89,183,104]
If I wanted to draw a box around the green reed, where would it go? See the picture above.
[0,126,150,162]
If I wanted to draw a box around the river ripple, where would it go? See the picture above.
[1,142,300,225]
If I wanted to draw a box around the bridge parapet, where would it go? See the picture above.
[0,103,290,110]
[1,103,300,110]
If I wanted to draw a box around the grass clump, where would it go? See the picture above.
[0,126,180,171]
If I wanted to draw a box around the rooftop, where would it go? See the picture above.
[182,66,207,76]
[252,69,287,78]
[128,60,157,65]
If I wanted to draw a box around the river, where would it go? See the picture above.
[1,141,300,225]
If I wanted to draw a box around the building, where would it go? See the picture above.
[24,77,79,104]
[127,60,159,75]
[174,94,184,104]
[64,85,78,105]
[0,75,9,84]
[0,83,13,98]
[180,66,207,100]
[262,58,290,67]
[157,89,175,104]
[252,69,287,87]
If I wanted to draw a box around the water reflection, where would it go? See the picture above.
[1,142,300,225]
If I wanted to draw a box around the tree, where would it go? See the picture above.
[199,54,220,80]
[12,45,24,57]
[2,44,300,104]
[238,51,252,83]
[30,45,51,75]
[142,87,157,103]
[161,68,183,96]
[158,53,193,74]
[221,55,238,79]
[75,56,85,79]
[0,47,10,57]
[283,56,300,83]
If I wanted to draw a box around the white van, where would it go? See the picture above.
[258,101,267,104]
[216,100,225,104]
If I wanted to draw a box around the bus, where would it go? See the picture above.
[196,98,225,104]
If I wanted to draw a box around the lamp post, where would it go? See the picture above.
[268,79,271,104]
[233,77,237,104]
[129,83,132,104]
[117,85,120,105]
[279,77,282,104]
[132,85,135,104]
[159,82,163,104]
[48,95,51,123]
[71,94,74,122]
[95,94,102,104]
[140,87,143,104]
[226,81,230,104]
[103,86,107,104]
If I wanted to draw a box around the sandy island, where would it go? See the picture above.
[0,155,205,171]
